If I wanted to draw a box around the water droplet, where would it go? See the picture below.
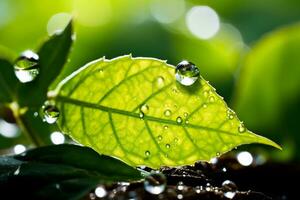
[157,135,162,141]
[144,172,166,195]
[185,120,189,124]
[14,166,20,175]
[222,167,227,172]
[165,144,170,149]
[163,125,168,130]
[216,152,220,157]
[195,186,203,193]
[140,104,149,114]
[238,123,246,133]
[203,104,208,108]
[209,96,215,102]
[224,191,236,199]
[175,60,200,86]
[156,76,165,88]
[203,90,209,97]
[43,104,60,124]
[177,194,183,199]
[139,112,144,119]
[164,109,172,117]
[145,150,151,157]
[176,181,185,191]
[176,116,183,124]
[14,50,40,83]
[33,112,38,117]
[222,180,237,192]
[14,144,26,154]
[205,186,212,191]
[183,112,188,118]
[95,185,107,198]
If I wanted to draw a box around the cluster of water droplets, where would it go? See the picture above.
[14,50,40,83]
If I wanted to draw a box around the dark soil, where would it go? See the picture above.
[86,154,299,200]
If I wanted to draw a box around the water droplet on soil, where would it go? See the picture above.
[177,181,185,191]
[222,180,237,191]
[144,172,166,195]
[95,185,107,198]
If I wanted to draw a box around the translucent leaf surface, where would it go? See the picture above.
[54,55,280,168]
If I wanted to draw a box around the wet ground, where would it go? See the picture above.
[86,152,299,200]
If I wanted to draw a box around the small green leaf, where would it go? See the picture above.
[17,21,73,107]
[54,55,280,168]
[0,144,141,199]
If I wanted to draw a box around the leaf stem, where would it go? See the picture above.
[10,102,42,147]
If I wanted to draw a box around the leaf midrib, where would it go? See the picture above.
[56,95,245,137]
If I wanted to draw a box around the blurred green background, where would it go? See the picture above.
[1,0,300,162]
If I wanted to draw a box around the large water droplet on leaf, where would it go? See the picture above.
[144,172,166,195]
[175,60,199,86]
[14,50,40,83]
[222,180,237,191]
[43,104,60,124]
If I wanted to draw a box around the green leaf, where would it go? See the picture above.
[53,55,280,168]
[17,21,73,107]
[0,58,18,103]
[0,144,141,199]
[233,23,300,159]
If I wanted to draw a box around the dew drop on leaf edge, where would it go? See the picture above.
[175,60,200,86]
[14,50,40,83]
[238,123,246,133]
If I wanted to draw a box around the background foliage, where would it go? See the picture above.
[1,0,300,162]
